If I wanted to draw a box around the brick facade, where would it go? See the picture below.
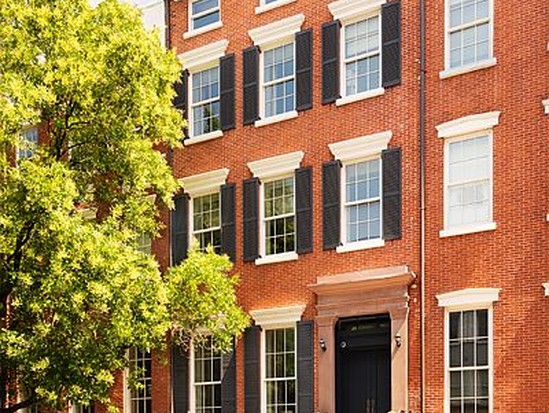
[112,0,548,412]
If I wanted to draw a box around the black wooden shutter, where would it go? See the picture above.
[295,167,313,254]
[382,147,402,240]
[172,345,188,413]
[297,320,314,413]
[322,161,341,250]
[173,70,189,139]
[382,1,401,88]
[244,326,261,413]
[221,342,237,413]
[220,54,236,131]
[296,29,313,112]
[321,20,340,104]
[172,194,189,265]
[243,178,260,262]
[221,183,236,262]
[243,46,260,125]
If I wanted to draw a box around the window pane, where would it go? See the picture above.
[193,10,219,30]
[450,371,461,397]
[192,0,218,15]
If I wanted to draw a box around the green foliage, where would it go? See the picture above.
[0,0,248,411]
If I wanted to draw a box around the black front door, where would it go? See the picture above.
[336,314,391,413]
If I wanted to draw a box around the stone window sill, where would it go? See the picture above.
[184,130,223,146]
[336,238,385,253]
[255,251,298,265]
[439,221,496,238]
[255,0,297,15]
[335,87,385,107]
[183,21,223,40]
[439,57,497,79]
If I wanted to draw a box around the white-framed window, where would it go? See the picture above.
[17,126,39,161]
[262,176,296,256]
[437,111,500,238]
[342,15,381,97]
[248,15,304,127]
[189,0,220,32]
[328,130,391,252]
[437,288,499,413]
[262,43,295,119]
[328,0,386,105]
[263,327,297,413]
[190,65,221,139]
[342,157,381,243]
[441,0,495,78]
[179,40,228,143]
[191,192,222,253]
[191,336,222,413]
[255,0,297,15]
[445,133,492,229]
[247,151,303,265]
[129,349,152,413]
[72,404,94,413]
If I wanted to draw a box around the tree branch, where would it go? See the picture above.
[0,396,36,413]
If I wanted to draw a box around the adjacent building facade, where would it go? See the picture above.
[112,0,549,413]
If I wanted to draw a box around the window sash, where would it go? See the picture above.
[190,0,220,22]
[192,338,222,413]
[262,43,296,118]
[449,16,490,33]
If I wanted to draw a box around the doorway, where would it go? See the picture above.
[336,314,391,413]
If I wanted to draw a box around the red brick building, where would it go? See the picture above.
[114,0,549,413]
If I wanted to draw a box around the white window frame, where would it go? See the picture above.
[328,0,386,106]
[189,336,223,413]
[328,130,391,253]
[185,0,222,39]
[440,0,496,79]
[179,168,229,252]
[17,125,39,163]
[255,0,297,15]
[437,111,500,238]
[260,42,297,122]
[190,192,222,253]
[247,152,304,265]
[189,64,221,141]
[543,98,549,115]
[127,349,152,413]
[248,15,304,128]
[250,305,305,413]
[340,155,383,250]
[178,40,229,144]
[437,288,500,413]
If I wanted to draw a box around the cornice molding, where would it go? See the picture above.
[178,39,229,71]
[436,111,501,139]
[328,0,385,22]
[178,168,229,197]
[437,288,501,309]
[248,14,305,47]
[250,304,306,327]
[247,151,304,179]
[329,131,392,162]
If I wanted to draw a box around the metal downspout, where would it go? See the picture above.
[419,0,426,410]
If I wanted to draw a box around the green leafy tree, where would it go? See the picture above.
[0,0,249,412]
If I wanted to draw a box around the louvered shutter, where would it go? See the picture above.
[243,47,260,125]
[172,194,189,265]
[172,345,189,413]
[244,326,261,413]
[220,54,236,131]
[243,178,260,262]
[382,147,402,240]
[296,29,313,111]
[221,183,236,262]
[322,161,341,250]
[382,1,401,88]
[321,20,340,104]
[295,167,313,254]
[297,320,314,413]
[173,70,189,139]
[221,342,237,413]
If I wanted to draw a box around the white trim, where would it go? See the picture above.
[178,39,229,71]
[437,288,500,309]
[183,20,223,39]
[178,168,229,197]
[255,0,297,15]
[255,251,298,265]
[247,151,304,179]
[443,306,494,413]
[254,110,298,127]
[443,0,494,75]
[439,221,496,238]
[439,57,497,79]
[335,87,385,106]
[250,304,305,328]
[329,130,391,162]
[184,130,223,145]
[543,98,549,115]
[442,130,494,234]
[336,238,385,253]
[248,14,305,48]
[543,283,549,297]
[436,111,501,139]
[328,0,385,22]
